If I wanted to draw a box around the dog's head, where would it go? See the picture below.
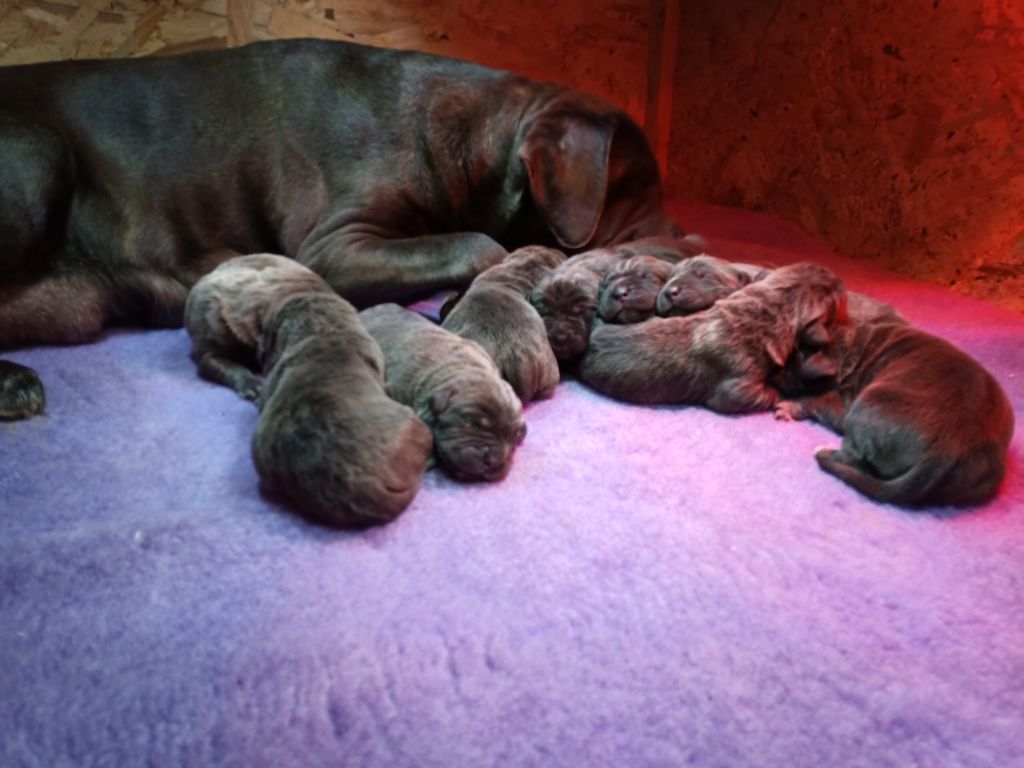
[657,255,771,317]
[518,90,680,251]
[529,271,601,361]
[756,262,849,369]
[597,255,674,324]
[423,376,526,482]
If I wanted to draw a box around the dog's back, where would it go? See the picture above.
[253,293,432,527]
[815,322,1014,507]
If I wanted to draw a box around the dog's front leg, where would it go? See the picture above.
[775,392,847,434]
[297,231,508,307]
[706,377,781,414]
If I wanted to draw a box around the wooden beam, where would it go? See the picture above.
[227,0,253,46]
[644,0,680,179]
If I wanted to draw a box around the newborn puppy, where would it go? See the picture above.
[578,262,847,413]
[359,304,526,481]
[773,318,1014,509]
[656,254,770,317]
[530,235,702,361]
[184,253,334,400]
[252,292,433,528]
[597,255,675,324]
[441,245,567,403]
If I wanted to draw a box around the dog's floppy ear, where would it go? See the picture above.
[797,285,846,348]
[798,350,838,380]
[518,109,613,249]
[429,385,455,416]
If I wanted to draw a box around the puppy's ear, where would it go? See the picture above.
[429,385,455,416]
[518,109,613,249]
[799,316,832,348]
[799,350,838,380]
[765,336,791,368]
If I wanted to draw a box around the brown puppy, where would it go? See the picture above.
[597,255,676,324]
[441,246,567,403]
[184,253,334,400]
[530,234,704,361]
[252,292,433,527]
[578,262,848,412]
[656,254,770,317]
[773,318,1014,508]
[359,304,526,482]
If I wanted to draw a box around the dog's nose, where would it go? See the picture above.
[614,285,630,300]
[550,329,568,346]
[666,285,681,299]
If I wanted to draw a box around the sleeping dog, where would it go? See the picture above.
[359,304,526,482]
[529,235,703,361]
[597,255,676,324]
[0,37,689,420]
[253,293,433,528]
[655,254,906,335]
[656,254,770,317]
[441,246,567,403]
[578,262,848,413]
[773,319,1014,508]
[184,253,334,401]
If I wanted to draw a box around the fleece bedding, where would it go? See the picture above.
[1,200,1022,768]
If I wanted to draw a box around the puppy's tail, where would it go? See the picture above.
[815,446,1007,509]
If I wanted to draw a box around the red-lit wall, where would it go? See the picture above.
[668,0,1024,313]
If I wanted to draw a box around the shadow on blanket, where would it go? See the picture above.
[1,201,1022,768]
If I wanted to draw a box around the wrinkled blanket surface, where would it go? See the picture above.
[2,201,1022,768]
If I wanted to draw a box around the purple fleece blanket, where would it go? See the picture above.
[2,201,1022,768]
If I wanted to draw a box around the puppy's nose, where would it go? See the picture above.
[550,329,568,346]
[614,285,630,300]
[666,285,681,299]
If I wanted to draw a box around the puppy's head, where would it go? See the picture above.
[657,255,770,317]
[597,255,674,324]
[252,367,433,529]
[529,272,600,361]
[759,262,849,369]
[424,376,526,482]
[518,90,679,250]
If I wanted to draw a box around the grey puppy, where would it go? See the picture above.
[656,254,771,317]
[578,262,848,412]
[773,318,1014,509]
[184,253,334,400]
[441,245,567,403]
[253,293,433,527]
[597,255,676,324]
[530,234,704,361]
[359,304,527,482]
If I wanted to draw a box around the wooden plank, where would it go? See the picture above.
[54,0,103,56]
[227,0,253,46]
[265,4,349,41]
[110,3,166,57]
[643,0,679,177]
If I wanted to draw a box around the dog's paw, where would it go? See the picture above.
[0,360,46,420]
[774,400,802,421]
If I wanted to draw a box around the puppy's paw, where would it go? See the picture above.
[814,446,838,460]
[774,400,803,421]
[0,360,46,420]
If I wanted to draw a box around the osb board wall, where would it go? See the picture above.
[0,0,655,124]
[669,0,1024,314]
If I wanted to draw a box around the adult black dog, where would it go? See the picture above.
[0,37,683,420]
